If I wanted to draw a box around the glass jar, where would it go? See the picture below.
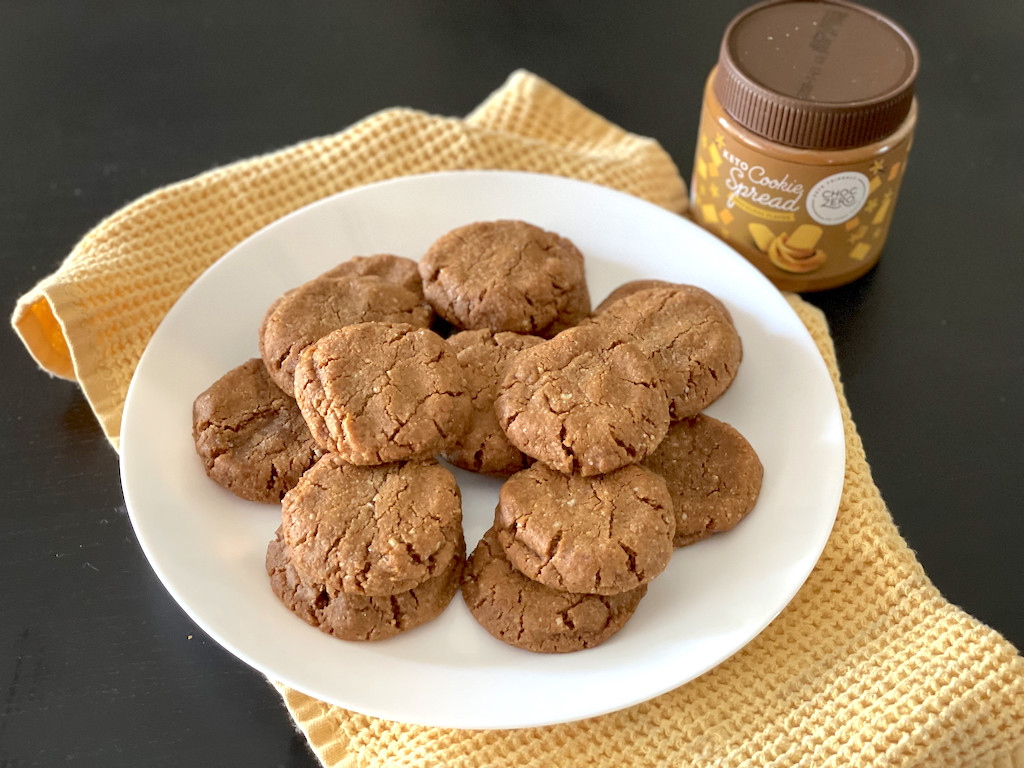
[691,0,919,292]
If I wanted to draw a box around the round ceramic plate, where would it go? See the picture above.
[120,170,844,729]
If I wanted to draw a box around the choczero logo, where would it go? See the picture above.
[818,188,858,209]
[807,172,869,225]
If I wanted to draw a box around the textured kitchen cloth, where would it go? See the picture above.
[273,294,1024,768]
[12,70,1024,767]
[12,69,685,449]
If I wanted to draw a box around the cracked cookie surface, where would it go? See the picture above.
[587,285,742,420]
[642,415,763,547]
[192,358,323,503]
[259,275,432,394]
[281,455,463,596]
[418,220,589,334]
[267,527,463,641]
[495,463,675,595]
[538,277,592,337]
[443,329,544,475]
[318,253,424,298]
[462,527,646,653]
[495,324,670,476]
[294,322,471,464]
[593,279,677,314]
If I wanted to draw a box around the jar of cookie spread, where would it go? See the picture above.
[691,0,919,291]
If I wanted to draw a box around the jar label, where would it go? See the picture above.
[691,104,913,291]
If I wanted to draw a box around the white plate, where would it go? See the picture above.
[121,170,844,729]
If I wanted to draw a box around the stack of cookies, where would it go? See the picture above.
[191,219,763,652]
[196,253,470,640]
[460,261,762,652]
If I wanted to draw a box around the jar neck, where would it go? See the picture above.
[704,68,917,165]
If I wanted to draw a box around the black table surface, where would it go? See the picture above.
[2,2,1021,765]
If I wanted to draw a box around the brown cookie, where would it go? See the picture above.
[318,254,424,298]
[443,329,544,475]
[593,279,677,314]
[462,527,646,653]
[259,275,432,394]
[588,285,742,420]
[418,220,589,334]
[539,278,592,338]
[642,415,763,546]
[192,359,323,503]
[495,325,670,476]
[267,527,463,641]
[294,322,471,464]
[495,463,675,595]
[281,455,463,596]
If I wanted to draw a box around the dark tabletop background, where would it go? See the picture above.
[2,2,1022,766]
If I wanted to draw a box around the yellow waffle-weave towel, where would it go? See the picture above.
[12,71,1024,767]
[12,70,685,449]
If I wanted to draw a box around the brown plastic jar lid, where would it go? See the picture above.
[714,0,919,150]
